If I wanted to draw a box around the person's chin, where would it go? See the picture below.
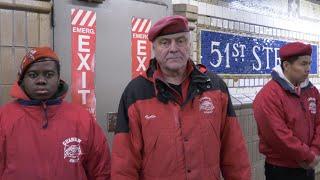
[167,65,185,71]
[298,77,308,84]
[166,57,183,62]
[33,94,52,101]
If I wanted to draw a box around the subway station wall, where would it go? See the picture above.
[174,0,320,96]
[172,1,320,179]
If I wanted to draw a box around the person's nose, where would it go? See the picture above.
[306,65,310,74]
[35,75,47,85]
[169,40,178,53]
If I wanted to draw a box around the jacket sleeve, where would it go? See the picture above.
[310,89,320,156]
[220,88,251,180]
[85,114,111,180]
[111,89,143,180]
[0,109,5,176]
[253,88,315,164]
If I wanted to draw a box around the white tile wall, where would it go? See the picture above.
[189,0,198,7]
[198,2,206,15]
[255,25,260,34]
[216,18,222,28]
[214,5,222,18]
[230,8,237,20]
[228,78,234,87]
[197,15,205,25]
[249,79,255,86]
[222,6,230,19]
[249,24,255,32]
[229,21,234,30]
[245,79,250,86]
[171,0,182,4]
[204,16,211,26]
[234,21,240,30]
[238,10,245,22]
[245,24,250,32]
[223,20,228,29]
[208,4,214,17]
[210,17,217,27]
[229,87,237,94]
[239,22,245,31]
[259,79,264,86]
[238,79,244,87]
[188,0,320,37]
[234,79,239,87]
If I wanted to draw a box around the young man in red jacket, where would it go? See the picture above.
[0,47,111,179]
[112,15,251,180]
[253,42,320,180]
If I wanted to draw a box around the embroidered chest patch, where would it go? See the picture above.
[308,97,317,114]
[62,137,82,163]
[199,97,215,114]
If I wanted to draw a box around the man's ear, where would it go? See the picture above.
[56,75,61,84]
[152,43,156,50]
[19,80,25,90]
[283,61,290,72]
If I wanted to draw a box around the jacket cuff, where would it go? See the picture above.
[305,150,316,165]
[311,146,320,156]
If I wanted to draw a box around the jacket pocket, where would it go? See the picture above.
[142,128,177,177]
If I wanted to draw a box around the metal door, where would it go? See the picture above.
[53,0,171,145]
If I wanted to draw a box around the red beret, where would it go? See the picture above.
[148,15,189,42]
[279,42,312,61]
[19,47,59,79]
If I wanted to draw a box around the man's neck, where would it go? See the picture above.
[161,67,187,85]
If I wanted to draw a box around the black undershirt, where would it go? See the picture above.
[168,83,182,96]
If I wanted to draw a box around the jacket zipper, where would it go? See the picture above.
[41,101,49,129]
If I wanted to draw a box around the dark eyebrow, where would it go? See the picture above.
[26,69,57,73]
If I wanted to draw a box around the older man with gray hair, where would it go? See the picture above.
[112,15,251,180]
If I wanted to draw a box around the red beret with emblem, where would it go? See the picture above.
[19,47,59,80]
[279,42,312,61]
[148,15,190,42]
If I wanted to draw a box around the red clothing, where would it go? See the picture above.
[0,81,111,180]
[112,59,251,180]
[253,66,320,168]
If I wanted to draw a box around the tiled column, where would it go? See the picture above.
[173,4,199,63]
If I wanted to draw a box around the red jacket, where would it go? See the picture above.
[112,59,251,180]
[253,66,320,168]
[0,81,111,180]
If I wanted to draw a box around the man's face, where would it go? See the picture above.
[21,60,60,100]
[153,32,191,73]
[284,55,311,85]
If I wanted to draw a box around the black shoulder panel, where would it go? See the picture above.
[115,76,155,133]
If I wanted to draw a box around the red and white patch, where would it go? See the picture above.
[63,137,82,163]
[308,97,317,114]
[199,97,215,114]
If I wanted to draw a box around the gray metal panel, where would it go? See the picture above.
[53,0,171,145]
